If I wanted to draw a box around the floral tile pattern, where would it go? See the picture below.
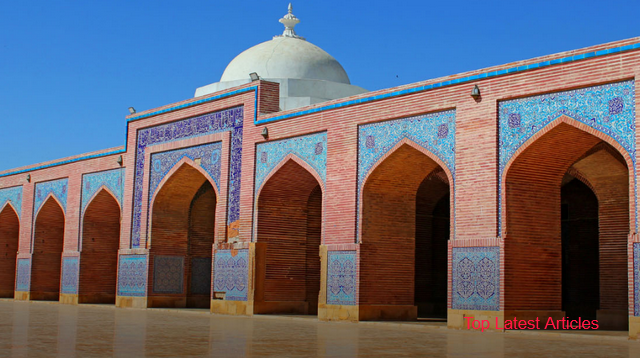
[635,243,640,316]
[152,256,184,294]
[452,246,500,311]
[117,255,147,297]
[15,258,30,292]
[327,251,357,305]
[190,257,212,296]
[60,257,79,295]
[213,250,248,301]
[81,168,125,215]
[0,186,22,218]
[34,178,68,215]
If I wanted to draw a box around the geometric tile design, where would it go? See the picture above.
[131,106,243,247]
[117,255,147,297]
[190,257,212,295]
[326,251,357,305]
[60,257,79,294]
[15,258,30,292]
[33,178,68,215]
[153,256,184,294]
[0,186,22,218]
[635,243,640,316]
[255,132,327,193]
[149,142,222,197]
[499,80,636,230]
[451,246,500,311]
[213,249,248,301]
[81,168,125,215]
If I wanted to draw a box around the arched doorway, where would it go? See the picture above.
[504,121,630,330]
[360,142,451,320]
[0,204,20,297]
[255,159,322,315]
[80,189,121,303]
[31,197,65,301]
[148,162,216,308]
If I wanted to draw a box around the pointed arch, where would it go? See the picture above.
[0,202,20,297]
[30,195,65,301]
[256,153,326,200]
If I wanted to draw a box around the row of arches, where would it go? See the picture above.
[0,118,632,330]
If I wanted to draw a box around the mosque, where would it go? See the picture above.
[1,4,640,338]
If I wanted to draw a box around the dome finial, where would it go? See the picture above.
[275,3,305,40]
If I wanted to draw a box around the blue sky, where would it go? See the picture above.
[0,0,638,172]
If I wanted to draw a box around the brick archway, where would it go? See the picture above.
[254,158,323,315]
[148,162,217,308]
[360,143,450,321]
[504,121,630,330]
[31,196,65,301]
[0,203,19,297]
[79,188,121,303]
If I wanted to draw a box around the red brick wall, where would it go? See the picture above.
[0,205,19,297]
[257,160,321,303]
[80,190,120,302]
[31,198,65,298]
[360,144,440,306]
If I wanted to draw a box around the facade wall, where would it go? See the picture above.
[0,36,639,333]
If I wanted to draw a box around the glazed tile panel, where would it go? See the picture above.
[33,178,68,215]
[117,255,147,297]
[81,168,125,215]
[498,80,636,229]
[635,243,640,316]
[15,258,30,292]
[0,186,22,218]
[326,251,357,305]
[452,247,500,311]
[255,132,327,193]
[152,256,184,294]
[131,106,243,247]
[60,257,79,295]
[213,250,248,301]
[190,257,212,295]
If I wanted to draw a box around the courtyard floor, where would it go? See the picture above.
[0,299,639,357]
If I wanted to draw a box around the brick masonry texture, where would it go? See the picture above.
[0,37,638,327]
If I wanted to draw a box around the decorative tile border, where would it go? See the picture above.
[152,255,184,294]
[81,169,125,215]
[33,178,68,215]
[60,257,79,295]
[0,186,22,218]
[327,251,357,305]
[499,80,636,230]
[451,246,500,311]
[131,107,243,247]
[213,250,248,301]
[255,132,327,193]
[117,254,147,297]
[635,243,640,316]
[149,142,222,198]
[190,257,212,295]
[15,258,30,292]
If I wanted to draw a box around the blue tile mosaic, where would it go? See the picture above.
[190,257,212,295]
[33,178,68,216]
[498,80,636,230]
[326,251,357,305]
[635,243,640,316]
[60,257,79,295]
[255,132,327,193]
[152,255,184,294]
[213,250,248,301]
[117,255,147,297]
[131,107,243,247]
[451,246,500,311]
[0,186,22,218]
[81,169,125,215]
[149,142,222,198]
[15,258,30,292]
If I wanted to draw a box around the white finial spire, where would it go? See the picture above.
[275,3,305,40]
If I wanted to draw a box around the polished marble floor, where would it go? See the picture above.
[0,300,639,357]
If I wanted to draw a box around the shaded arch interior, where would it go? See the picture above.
[80,189,121,303]
[255,159,322,315]
[31,197,65,301]
[0,204,20,297]
[149,163,216,308]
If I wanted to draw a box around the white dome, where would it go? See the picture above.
[220,36,351,84]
